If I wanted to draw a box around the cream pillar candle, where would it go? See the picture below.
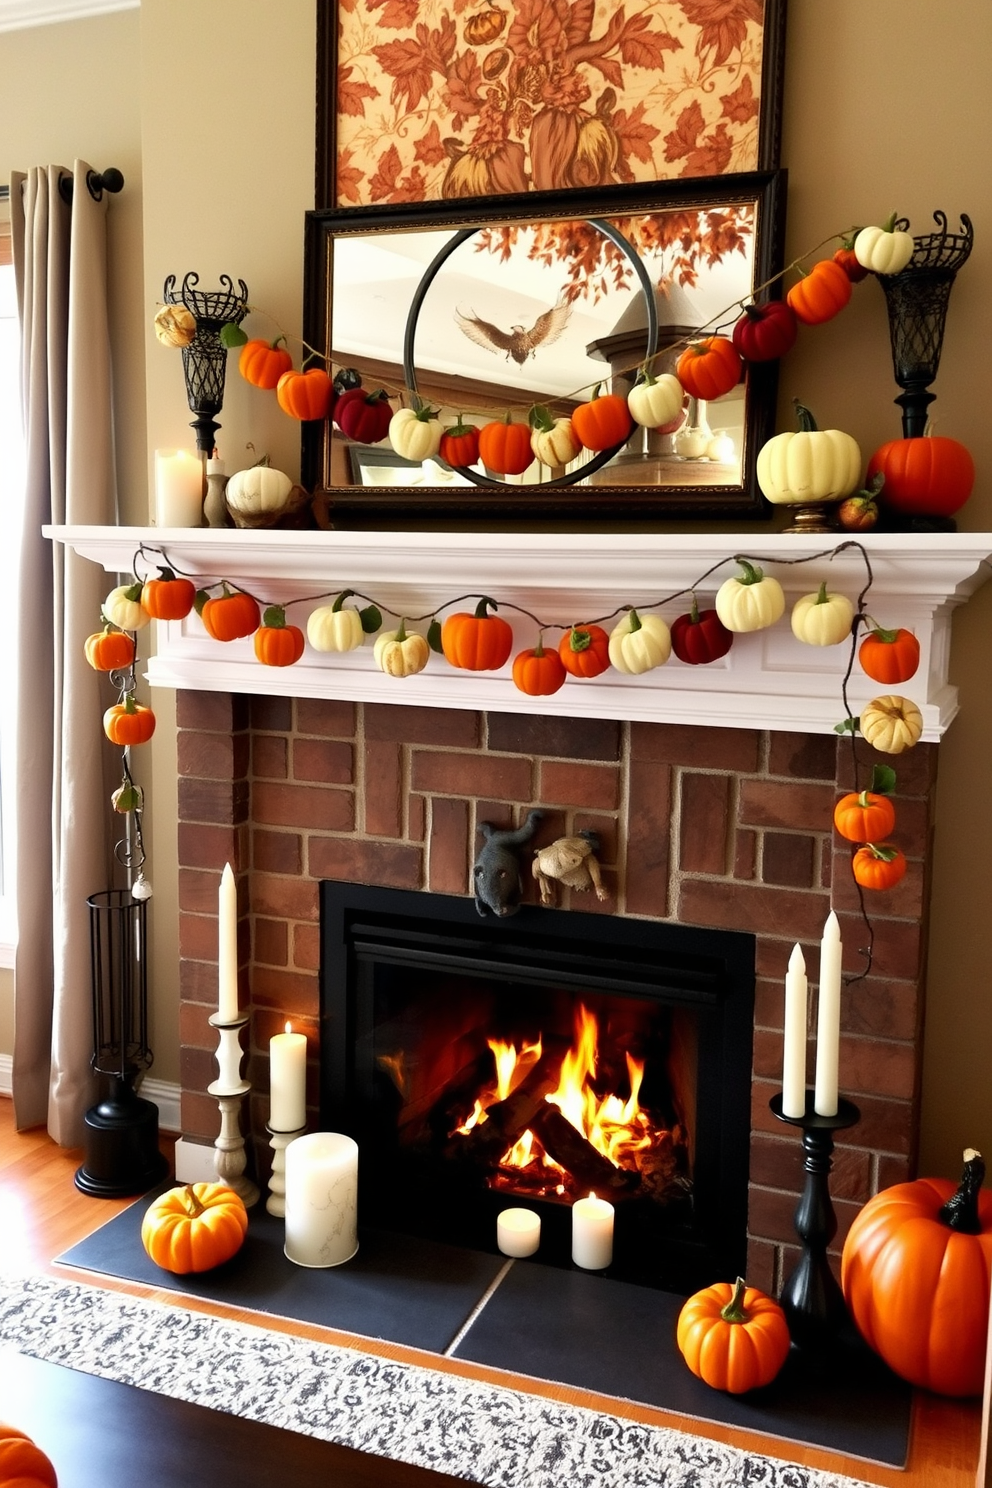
[571,1192,614,1270]
[154,448,203,526]
[497,1207,541,1258]
[814,910,843,1116]
[269,1023,307,1132]
[782,942,808,1119]
[217,863,239,1024]
[284,1132,359,1268]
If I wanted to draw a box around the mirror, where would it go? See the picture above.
[303,172,786,524]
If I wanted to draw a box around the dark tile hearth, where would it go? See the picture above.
[58,1197,911,1468]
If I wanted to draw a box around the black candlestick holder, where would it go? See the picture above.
[770,1091,861,1354]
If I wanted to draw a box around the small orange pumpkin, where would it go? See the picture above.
[571,386,633,452]
[676,1276,791,1393]
[141,1181,249,1275]
[84,626,135,672]
[833,789,896,844]
[477,415,533,476]
[103,695,156,746]
[852,843,907,891]
[253,606,305,667]
[786,258,853,325]
[0,1425,58,1488]
[464,5,505,44]
[239,336,293,390]
[200,586,261,642]
[676,336,742,401]
[275,366,334,422]
[559,624,610,679]
[858,626,920,685]
[512,637,567,695]
[141,567,197,621]
[441,597,513,671]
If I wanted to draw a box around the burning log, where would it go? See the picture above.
[530,1103,640,1196]
[444,1040,568,1166]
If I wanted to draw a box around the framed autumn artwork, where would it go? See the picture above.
[300,170,787,524]
[316,0,787,211]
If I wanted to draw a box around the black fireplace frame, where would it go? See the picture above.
[319,882,755,1292]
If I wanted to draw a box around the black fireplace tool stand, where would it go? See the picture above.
[770,1091,863,1357]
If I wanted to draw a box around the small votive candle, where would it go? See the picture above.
[497,1207,540,1258]
[284,1131,358,1268]
[571,1192,614,1270]
[154,448,203,526]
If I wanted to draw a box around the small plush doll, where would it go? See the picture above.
[532,831,608,906]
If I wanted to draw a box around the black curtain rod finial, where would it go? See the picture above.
[57,166,125,206]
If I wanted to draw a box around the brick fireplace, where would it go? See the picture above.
[174,688,935,1296]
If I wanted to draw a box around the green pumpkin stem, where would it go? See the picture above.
[262,605,287,629]
[332,589,355,613]
[937,1149,985,1234]
[627,608,643,633]
[815,581,829,605]
[569,626,592,653]
[394,618,409,642]
[689,593,700,624]
[474,596,499,619]
[529,404,555,433]
[736,558,764,587]
[181,1184,206,1218]
[792,400,819,433]
[868,624,901,645]
[719,1276,751,1324]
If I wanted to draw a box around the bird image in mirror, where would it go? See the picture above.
[454,298,572,365]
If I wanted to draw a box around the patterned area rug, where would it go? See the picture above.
[0,1274,874,1488]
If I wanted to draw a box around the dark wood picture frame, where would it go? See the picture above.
[301,170,787,526]
[315,0,787,213]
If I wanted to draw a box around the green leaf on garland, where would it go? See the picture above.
[427,618,444,653]
[219,323,248,348]
[871,763,897,796]
[193,589,210,616]
[359,604,382,634]
[834,717,861,735]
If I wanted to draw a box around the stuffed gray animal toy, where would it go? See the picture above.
[472,811,542,917]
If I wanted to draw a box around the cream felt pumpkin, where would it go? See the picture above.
[103,582,151,631]
[854,216,915,275]
[757,402,862,506]
[373,621,430,677]
[627,373,684,430]
[529,410,581,467]
[307,602,365,653]
[608,609,672,675]
[225,458,293,526]
[860,694,924,754]
[715,561,786,633]
[389,406,443,462]
[790,583,855,646]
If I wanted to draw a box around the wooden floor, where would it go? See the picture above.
[0,1097,983,1488]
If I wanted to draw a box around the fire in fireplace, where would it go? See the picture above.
[320,883,755,1292]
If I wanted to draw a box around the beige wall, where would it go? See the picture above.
[0,0,989,1173]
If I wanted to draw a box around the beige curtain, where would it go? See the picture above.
[10,163,119,1144]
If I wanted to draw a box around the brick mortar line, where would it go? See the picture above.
[667,764,685,922]
[615,720,632,915]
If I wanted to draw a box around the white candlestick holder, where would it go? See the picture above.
[265,1122,304,1216]
[207,1012,259,1208]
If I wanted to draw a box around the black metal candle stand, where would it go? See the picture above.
[770,1091,862,1356]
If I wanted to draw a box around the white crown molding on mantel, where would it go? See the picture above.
[0,0,135,31]
[47,526,992,740]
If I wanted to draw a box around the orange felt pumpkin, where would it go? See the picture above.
[141,1182,249,1275]
[141,567,196,621]
[477,416,533,476]
[571,387,633,452]
[852,843,907,890]
[786,258,853,325]
[103,696,156,746]
[866,434,975,519]
[200,587,261,642]
[441,597,513,671]
[676,1277,791,1394]
[253,606,305,667]
[84,626,135,672]
[512,637,567,696]
[858,626,920,685]
[676,337,742,401]
[559,624,610,679]
[841,1149,992,1396]
[0,1425,58,1488]
[239,336,293,390]
[833,789,896,843]
[276,366,334,422]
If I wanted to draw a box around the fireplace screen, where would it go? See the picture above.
[320,884,754,1291]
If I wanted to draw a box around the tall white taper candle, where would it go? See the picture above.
[217,863,239,1023]
[782,943,808,1119]
[814,910,843,1116]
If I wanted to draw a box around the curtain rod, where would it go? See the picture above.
[0,167,124,204]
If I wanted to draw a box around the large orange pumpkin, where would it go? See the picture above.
[676,1277,791,1394]
[200,586,261,642]
[441,597,513,671]
[841,1149,992,1396]
[867,434,975,518]
[141,1182,249,1274]
[0,1425,58,1488]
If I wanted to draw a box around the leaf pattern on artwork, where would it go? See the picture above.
[677,0,764,66]
[335,0,769,205]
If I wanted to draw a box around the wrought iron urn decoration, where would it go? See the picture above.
[877,211,973,437]
[163,272,250,454]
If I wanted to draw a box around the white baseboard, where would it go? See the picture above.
[0,1054,11,1096]
[173,1135,220,1184]
[138,1076,181,1135]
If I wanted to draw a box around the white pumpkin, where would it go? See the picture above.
[103,582,150,631]
[757,402,861,505]
[307,603,365,653]
[715,562,785,632]
[627,373,684,430]
[389,407,443,463]
[530,414,581,468]
[860,694,924,754]
[790,584,855,646]
[706,431,735,463]
[608,610,671,675]
[373,622,430,678]
[854,219,915,275]
[225,460,293,525]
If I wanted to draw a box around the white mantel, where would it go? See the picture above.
[47,526,992,739]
